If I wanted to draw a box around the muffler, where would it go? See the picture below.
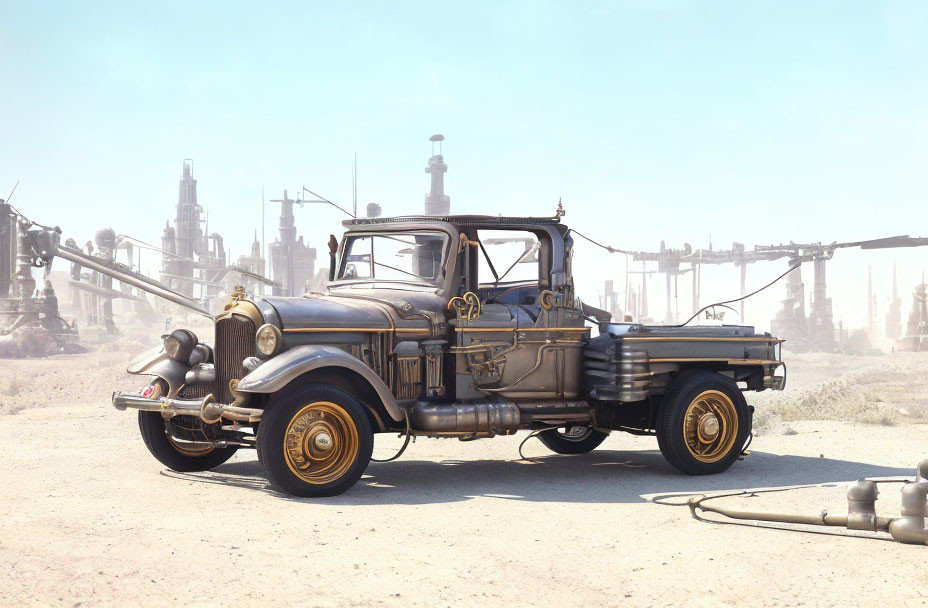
[410,400,521,436]
[112,392,263,424]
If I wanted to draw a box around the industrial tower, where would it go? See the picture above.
[160,160,228,299]
[424,134,450,215]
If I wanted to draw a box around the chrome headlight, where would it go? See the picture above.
[164,329,197,362]
[255,323,282,358]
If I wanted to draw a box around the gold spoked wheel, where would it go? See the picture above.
[682,390,739,463]
[283,401,360,485]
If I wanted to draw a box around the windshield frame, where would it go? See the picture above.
[329,229,452,291]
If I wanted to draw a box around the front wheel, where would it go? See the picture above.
[138,411,239,472]
[537,426,610,454]
[257,383,374,497]
[656,372,751,475]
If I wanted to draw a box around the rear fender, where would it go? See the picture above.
[236,345,403,421]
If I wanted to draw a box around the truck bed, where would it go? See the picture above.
[586,323,784,403]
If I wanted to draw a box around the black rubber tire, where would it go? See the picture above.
[257,383,374,497]
[138,411,239,472]
[537,427,610,454]
[656,371,751,475]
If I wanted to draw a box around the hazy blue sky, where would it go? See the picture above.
[2,1,926,336]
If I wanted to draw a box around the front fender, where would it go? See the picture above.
[126,345,189,397]
[236,345,403,421]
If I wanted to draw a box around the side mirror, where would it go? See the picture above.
[328,235,338,281]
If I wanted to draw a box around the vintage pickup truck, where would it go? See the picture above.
[113,213,785,497]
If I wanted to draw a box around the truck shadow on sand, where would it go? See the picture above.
[185,449,914,505]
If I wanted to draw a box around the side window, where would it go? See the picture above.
[342,236,372,279]
[477,230,541,286]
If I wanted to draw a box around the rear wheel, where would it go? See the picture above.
[537,426,610,455]
[656,372,750,475]
[257,383,374,497]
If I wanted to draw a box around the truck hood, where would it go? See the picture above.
[260,294,393,330]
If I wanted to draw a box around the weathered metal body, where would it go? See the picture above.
[114,213,786,494]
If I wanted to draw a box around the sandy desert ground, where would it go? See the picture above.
[1,337,927,607]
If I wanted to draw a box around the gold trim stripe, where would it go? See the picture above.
[648,357,782,365]
[283,327,428,334]
[454,327,591,333]
[635,336,781,343]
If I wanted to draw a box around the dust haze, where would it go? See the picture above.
[2,2,928,607]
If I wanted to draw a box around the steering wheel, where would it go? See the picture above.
[490,285,527,305]
[344,263,358,279]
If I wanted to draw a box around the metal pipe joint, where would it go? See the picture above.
[889,481,928,545]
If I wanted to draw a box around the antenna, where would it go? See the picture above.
[352,154,358,218]
[5,180,19,204]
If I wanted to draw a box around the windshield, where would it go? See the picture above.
[337,231,448,286]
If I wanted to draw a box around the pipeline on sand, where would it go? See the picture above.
[688,459,928,546]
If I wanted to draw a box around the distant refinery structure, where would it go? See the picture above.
[10,132,928,357]
[424,134,450,215]
[269,190,320,297]
[64,228,157,335]
[606,235,928,352]
[898,280,928,351]
[0,199,80,355]
[160,160,228,300]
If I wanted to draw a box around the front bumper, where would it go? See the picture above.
[112,392,263,424]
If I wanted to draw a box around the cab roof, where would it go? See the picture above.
[343,214,567,232]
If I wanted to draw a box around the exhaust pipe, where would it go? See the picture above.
[112,392,263,424]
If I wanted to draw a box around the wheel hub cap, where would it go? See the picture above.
[682,390,739,463]
[314,432,333,450]
[697,413,720,442]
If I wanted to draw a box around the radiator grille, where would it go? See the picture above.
[215,314,257,403]
[179,382,211,399]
